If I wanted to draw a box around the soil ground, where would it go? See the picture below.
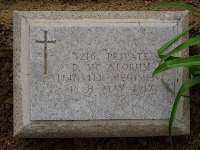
[0,0,200,149]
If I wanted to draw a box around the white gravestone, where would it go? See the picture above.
[13,11,190,138]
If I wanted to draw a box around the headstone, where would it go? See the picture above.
[13,11,190,138]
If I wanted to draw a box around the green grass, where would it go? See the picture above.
[146,3,200,148]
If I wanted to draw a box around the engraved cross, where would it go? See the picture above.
[35,31,56,75]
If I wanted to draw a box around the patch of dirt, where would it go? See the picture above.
[0,0,200,149]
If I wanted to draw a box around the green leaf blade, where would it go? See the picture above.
[145,3,200,14]
[160,36,200,63]
[153,55,200,77]
[157,25,194,58]
[169,76,200,140]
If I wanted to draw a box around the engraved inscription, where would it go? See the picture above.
[35,31,56,75]
[30,25,175,120]
[55,51,162,94]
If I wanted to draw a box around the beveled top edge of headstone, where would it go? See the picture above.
[13,11,189,21]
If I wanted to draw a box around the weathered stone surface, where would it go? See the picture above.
[13,11,190,138]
